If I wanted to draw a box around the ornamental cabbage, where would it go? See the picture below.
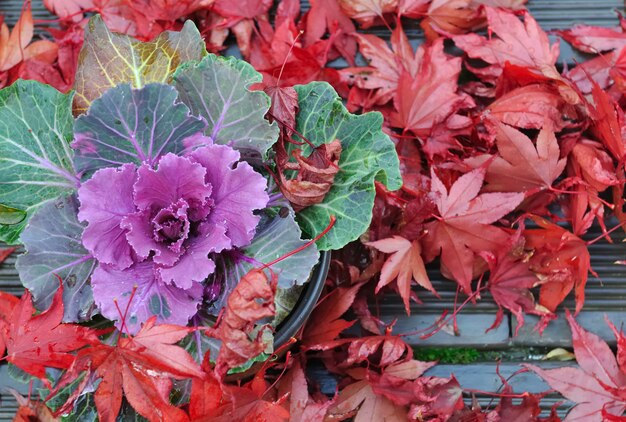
[78,144,268,332]
[7,17,400,338]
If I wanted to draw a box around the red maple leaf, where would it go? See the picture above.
[481,239,552,334]
[481,383,560,421]
[565,49,626,93]
[43,0,94,23]
[586,81,626,229]
[420,0,527,41]
[343,334,413,367]
[453,7,560,81]
[556,21,626,54]
[389,39,475,156]
[483,84,568,136]
[0,290,18,320]
[213,0,272,21]
[16,25,84,93]
[327,360,461,421]
[1,286,99,382]
[0,2,57,77]
[525,311,626,420]
[303,0,357,64]
[337,0,397,28]
[566,182,607,239]
[340,23,419,110]
[566,138,616,236]
[422,167,524,294]
[188,353,223,420]
[196,363,290,422]
[327,373,408,421]
[366,236,436,315]
[397,0,429,18]
[301,283,361,348]
[466,122,567,193]
[208,384,290,422]
[212,0,273,58]
[420,0,483,40]
[522,217,593,314]
[590,81,626,162]
[54,316,202,422]
[571,139,619,192]
[0,289,18,357]
[250,19,342,88]
[276,359,334,421]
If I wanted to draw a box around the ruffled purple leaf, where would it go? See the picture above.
[77,164,137,269]
[123,153,216,267]
[157,222,230,289]
[190,144,269,248]
[79,145,270,329]
[133,153,212,214]
[72,83,207,177]
[16,195,97,322]
[92,261,204,333]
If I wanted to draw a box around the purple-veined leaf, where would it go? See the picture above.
[243,206,320,289]
[173,54,279,160]
[73,15,206,115]
[0,80,78,244]
[16,195,97,322]
[73,83,207,177]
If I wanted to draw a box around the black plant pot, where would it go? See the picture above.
[274,250,331,347]
[225,251,330,380]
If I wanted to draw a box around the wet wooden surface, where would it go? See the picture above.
[1,0,625,419]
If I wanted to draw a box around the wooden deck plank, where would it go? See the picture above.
[379,312,512,348]
[513,311,626,346]
[307,361,575,417]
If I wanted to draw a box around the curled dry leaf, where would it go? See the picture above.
[265,85,299,133]
[276,139,342,211]
[204,268,277,377]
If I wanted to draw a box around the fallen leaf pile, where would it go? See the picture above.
[2,0,626,420]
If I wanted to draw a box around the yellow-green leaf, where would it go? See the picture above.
[73,15,206,114]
